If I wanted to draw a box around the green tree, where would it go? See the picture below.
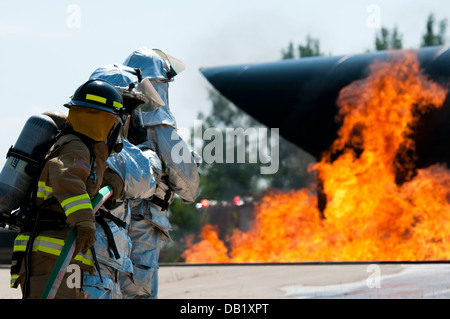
[281,35,322,59]
[299,35,322,57]
[281,42,295,59]
[421,13,447,47]
[375,26,403,50]
[194,90,265,201]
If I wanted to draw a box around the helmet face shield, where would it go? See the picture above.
[67,106,120,142]
[152,49,186,79]
[137,78,165,108]
[138,79,169,112]
[150,79,169,106]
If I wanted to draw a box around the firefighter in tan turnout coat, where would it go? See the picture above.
[10,79,125,299]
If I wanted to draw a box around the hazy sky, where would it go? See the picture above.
[0,0,448,166]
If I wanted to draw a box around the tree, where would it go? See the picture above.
[299,35,322,57]
[375,26,403,51]
[281,35,323,59]
[421,13,447,47]
[194,90,265,201]
[281,42,295,59]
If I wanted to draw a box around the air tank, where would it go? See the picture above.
[0,114,59,212]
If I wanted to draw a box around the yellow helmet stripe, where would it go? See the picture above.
[86,94,107,104]
[86,93,122,110]
[113,101,123,109]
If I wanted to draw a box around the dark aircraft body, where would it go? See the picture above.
[200,45,450,172]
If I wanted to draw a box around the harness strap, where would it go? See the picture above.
[98,209,126,229]
[6,147,39,165]
[95,209,122,260]
[149,195,170,211]
[149,183,172,211]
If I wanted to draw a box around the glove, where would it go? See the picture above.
[103,169,124,200]
[75,220,96,254]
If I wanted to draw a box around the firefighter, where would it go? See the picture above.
[118,47,200,298]
[10,79,126,299]
[82,64,163,298]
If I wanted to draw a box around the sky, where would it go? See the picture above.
[0,0,448,167]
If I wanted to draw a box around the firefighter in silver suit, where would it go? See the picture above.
[118,47,200,298]
[82,64,164,298]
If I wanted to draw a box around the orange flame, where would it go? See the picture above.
[183,52,450,263]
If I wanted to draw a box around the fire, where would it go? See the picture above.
[183,52,450,263]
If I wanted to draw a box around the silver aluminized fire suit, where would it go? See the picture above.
[82,64,160,299]
[82,139,157,298]
[119,47,200,298]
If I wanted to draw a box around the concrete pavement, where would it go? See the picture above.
[1,262,449,299]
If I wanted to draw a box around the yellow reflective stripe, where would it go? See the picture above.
[74,253,94,267]
[61,193,90,207]
[36,192,47,200]
[34,244,60,256]
[65,203,92,216]
[38,236,63,245]
[86,94,107,104]
[10,274,19,288]
[32,236,65,256]
[37,181,53,200]
[13,235,94,266]
[38,181,53,192]
[15,234,29,241]
[13,245,26,252]
[13,234,29,252]
[113,101,123,109]
[61,193,93,216]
